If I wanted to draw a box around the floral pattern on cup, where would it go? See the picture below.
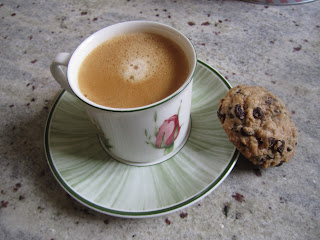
[146,101,182,155]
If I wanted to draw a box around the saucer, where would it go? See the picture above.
[45,60,239,218]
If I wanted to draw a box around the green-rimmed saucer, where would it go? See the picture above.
[45,60,239,218]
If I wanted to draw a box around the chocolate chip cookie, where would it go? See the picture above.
[217,85,298,168]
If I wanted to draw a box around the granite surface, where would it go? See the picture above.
[1,0,320,239]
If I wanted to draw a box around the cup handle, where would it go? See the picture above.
[50,52,75,95]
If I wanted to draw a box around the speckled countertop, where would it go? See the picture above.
[1,0,319,239]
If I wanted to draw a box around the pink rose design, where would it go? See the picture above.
[155,114,181,149]
[145,101,183,155]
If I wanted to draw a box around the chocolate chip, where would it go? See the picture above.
[232,123,239,132]
[234,104,245,120]
[274,109,280,114]
[217,105,226,123]
[268,137,276,148]
[253,107,264,119]
[287,146,293,152]
[276,140,285,154]
[255,156,265,163]
[276,161,284,167]
[266,154,274,159]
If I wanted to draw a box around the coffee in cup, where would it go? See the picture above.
[78,32,190,108]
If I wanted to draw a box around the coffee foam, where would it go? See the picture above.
[119,37,163,83]
[121,58,150,83]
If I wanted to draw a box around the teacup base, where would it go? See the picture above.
[98,119,192,166]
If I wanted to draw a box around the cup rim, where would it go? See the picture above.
[68,20,197,112]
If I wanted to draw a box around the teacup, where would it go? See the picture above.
[50,21,197,166]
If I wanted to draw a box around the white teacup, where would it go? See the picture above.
[50,21,197,166]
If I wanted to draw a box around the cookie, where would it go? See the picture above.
[217,85,298,168]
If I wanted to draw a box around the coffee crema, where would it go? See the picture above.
[78,32,190,108]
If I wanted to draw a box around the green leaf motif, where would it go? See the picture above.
[164,144,174,155]
[154,111,157,122]
[154,127,159,137]
[145,129,148,137]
